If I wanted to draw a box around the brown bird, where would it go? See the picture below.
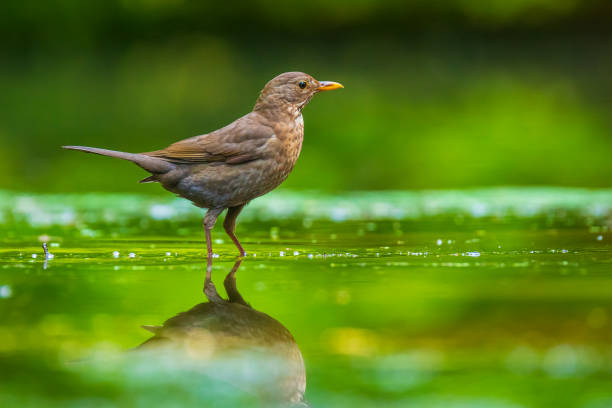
[63,72,343,263]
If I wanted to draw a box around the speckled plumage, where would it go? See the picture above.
[63,72,342,261]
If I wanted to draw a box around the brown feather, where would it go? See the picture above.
[143,112,273,165]
[139,175,158,183]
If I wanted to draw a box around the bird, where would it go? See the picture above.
[63,72,343,263]
[137,260,307,405]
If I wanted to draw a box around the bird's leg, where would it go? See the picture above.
[202,208,224,299]
[223,259,250,307]
[224,204,246,256]
[203,207,224,266]
[203,265,224,303]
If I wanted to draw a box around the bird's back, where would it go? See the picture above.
[146,111,304,208]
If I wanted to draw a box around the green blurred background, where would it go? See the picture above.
[2,0,611,193]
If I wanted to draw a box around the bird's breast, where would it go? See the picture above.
[275,115,304,169]
[253,115,303,192]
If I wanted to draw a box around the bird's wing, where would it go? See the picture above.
[143,114,274,165]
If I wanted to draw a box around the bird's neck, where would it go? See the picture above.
[253,100,303,123]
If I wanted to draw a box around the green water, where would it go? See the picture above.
[1,188,611,407]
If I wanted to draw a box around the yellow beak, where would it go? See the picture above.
[317,81,344,91]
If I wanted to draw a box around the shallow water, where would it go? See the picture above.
[1,188,611,407]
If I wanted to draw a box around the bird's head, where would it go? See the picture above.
[254,72,343,115]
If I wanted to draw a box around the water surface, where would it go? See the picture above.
[0,188,611,407]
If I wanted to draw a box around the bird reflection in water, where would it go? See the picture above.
[136,259,307,406]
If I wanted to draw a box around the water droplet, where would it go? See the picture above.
[279,251,285,257]
[293,251,299,256]
[128,253,136,258]
[112,251,120,258]
[31,254,37,259]
[596,235,603,241]
[436,239,443,246]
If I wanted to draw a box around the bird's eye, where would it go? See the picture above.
[298,81,307,89]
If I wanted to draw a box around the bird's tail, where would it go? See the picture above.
[62,145,174,174]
